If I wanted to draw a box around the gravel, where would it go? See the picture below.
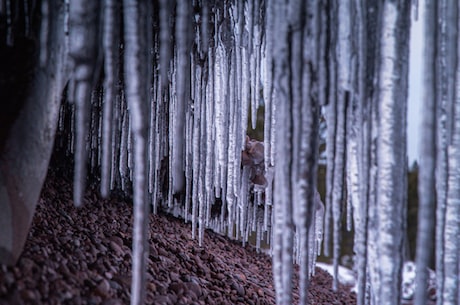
[0,170,356,304]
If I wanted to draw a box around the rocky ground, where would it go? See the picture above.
[0,170,356,304]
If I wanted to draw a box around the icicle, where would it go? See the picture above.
[214,43,228,169]
[68,0,101,207]
[198,75,208,242]
[101,0,119,198]
[89,89,100,170]
[159,0,172,90]
[225,46,237,230]
[367,92,381,305]
[435,1,457,304]
[184,107,193,221]
[415,0,438,297]
[331,92,346,291]
[375,2,410,304]
[148,87,156,195]
[346,96,359,232]
[337,1,352,91]
[241,46,250,148]
[110,94,121,191]
[440,1,460,302]
[120,108,129,192]
[327,1,350,290]
[205,49,215,226]
[324,60,337,259]
[39,0,49,66]
[271,1,296,303]
[442,144,460,305]
[315,192,324,256]
[252,194,258,232]
[122,1,150,304]
[69,103,75,154]
[256,219,262,251]
[191,76,201,240]
[239,166,250,237]
[263,0,274,170]
[127,119,134,179]
[172,0,190,195]
[270,91,277,167]
[263,171,273,231]
[353,1,372,304]
[318,2,328,107]
[151,88,164,214]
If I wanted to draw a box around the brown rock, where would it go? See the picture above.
[109,240,124,256]
[94,279,111,298]
[185,282,202,299]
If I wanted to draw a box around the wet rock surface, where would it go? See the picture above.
[0,171,356,304]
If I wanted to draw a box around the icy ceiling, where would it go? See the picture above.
[2,0,460,304]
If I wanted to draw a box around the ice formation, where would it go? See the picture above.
[3,0,460,304]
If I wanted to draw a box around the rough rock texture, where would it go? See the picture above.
[0,170,356,304]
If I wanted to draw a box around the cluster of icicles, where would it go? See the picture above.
[26,0,460,304]
[57,0,324,304]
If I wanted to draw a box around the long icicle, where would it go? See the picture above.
[376,1,410,304]
[101,0,119,198]
[68,0,101,207]
[435,1,457,304]
[354,1,370,304]
[122,1,150,304]
[415,0,437,303]
[441,1,460,302]
[172,0,190,195]
[272,1,294,303]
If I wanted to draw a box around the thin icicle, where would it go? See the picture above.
[442,148,460,305]
[120,108,129,192]
[331,91,346,291]
[159,0,172,91]
[205,49,215,226]
[122,1,150,304]
[324,0,338,256]
[263,0,274,170]
[441,3,460,302]
[172,0,190,195]
[239,166,250,238]
[191,77,201,240]
[101,0,119,198]
[39,0,49,66]
[199,72,207,243]
[110,94,121,191]
[214,43,228,169]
